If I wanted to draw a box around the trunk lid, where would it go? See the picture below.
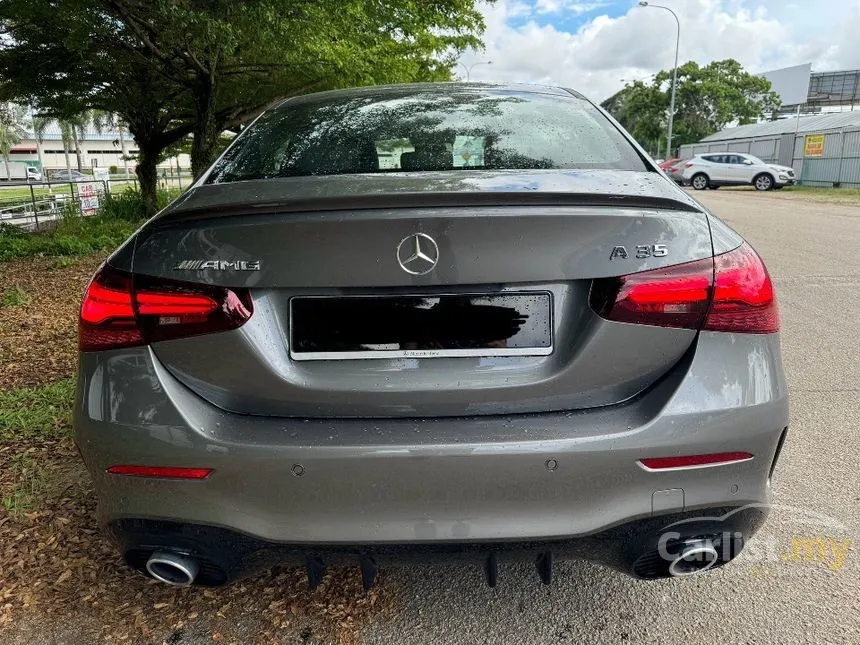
[129,170,712,418]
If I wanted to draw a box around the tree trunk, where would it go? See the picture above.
[136,146,159,218]
[2,154,10,181]
[74,133,83,171]
[190,72,220,179]
[35,139,45,177]
[119,124,130,179]
[64,148,72,173]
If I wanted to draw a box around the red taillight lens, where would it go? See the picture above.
[638,452,753,470]
[107,465,213,479]
[704,243,779,333]
[79,265,253,351]
[590,257,713,329]
[590,243,778,334]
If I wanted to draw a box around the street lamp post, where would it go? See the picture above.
[639,1,680,160]
[459,60,493,81]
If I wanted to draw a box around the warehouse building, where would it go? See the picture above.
[8,124,189,174]
[678,111,860,187]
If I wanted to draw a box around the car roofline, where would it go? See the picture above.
[272,81,583,111]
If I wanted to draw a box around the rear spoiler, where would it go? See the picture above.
[154,190,702,226]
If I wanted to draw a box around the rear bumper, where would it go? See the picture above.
[75,332,788,552]
[109,504,770,585]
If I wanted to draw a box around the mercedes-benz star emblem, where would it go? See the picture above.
[396,233,439,275]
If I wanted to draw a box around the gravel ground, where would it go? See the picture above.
[4,190,858,644]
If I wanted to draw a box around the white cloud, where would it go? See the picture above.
[461,0,858,101]
[534,0,609,14]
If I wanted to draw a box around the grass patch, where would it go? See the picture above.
[2,451,56,514]
[1,284,30,307]
[0,187,181,262]
[781,185,860,199]
[0,215,140,261]
[0,379,75,440]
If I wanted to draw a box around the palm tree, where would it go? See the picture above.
[0,103,27,180]
[32,114,50,174]
[67,114,90,172]
[91,111,131,177]
[32,114,81,174]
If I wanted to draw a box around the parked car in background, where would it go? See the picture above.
[51,169,88,181]
[682,153,796,191]
[658,158,683,171]
[663,158,687,185]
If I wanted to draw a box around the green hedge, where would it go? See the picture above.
[0,188,180,262]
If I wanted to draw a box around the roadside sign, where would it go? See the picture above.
[804,134,825,157]
[79,182,100,215]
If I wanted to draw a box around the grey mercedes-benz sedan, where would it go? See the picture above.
[74,83,788,589]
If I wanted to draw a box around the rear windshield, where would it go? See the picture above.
[207,88,646,183]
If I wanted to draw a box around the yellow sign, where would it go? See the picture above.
[804,134,825,157]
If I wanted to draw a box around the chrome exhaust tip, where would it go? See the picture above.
[668,540,720,577]
[146,551,200,587]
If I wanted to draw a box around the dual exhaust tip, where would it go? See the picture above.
[667,539,720,577]
[145,551,199,587]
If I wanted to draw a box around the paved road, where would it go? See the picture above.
[361,191,860,645]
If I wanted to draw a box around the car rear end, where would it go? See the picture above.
[74,84,788,588]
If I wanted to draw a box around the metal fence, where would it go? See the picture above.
[679,127,860,187]
[0,172,191,232]
[0,180,114,232]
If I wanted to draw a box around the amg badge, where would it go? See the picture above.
[173,260,261,271]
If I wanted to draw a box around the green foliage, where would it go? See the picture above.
[2,447,84,514]
[0,379,75,441]
[0,0,493,208]
[97,190,147,221]
[1,283,30,307]
[602,59,781,155]
[109,165,119,174]
[0,188,179,261]
[0,102,28,179]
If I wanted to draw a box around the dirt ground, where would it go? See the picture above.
[0,255,396,644]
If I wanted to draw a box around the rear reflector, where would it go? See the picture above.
[80,265,253,351]
[590,243,778,333]
[107,465,213,479]
[638,452,754,471]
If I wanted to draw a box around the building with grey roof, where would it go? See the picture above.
[679,111,860,187]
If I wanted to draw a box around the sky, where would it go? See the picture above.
[458,0,860,101]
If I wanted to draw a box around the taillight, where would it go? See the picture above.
[703,243,779,333]
[590,243,778,333]
[79,265,253,351]
[684,163,693,168]
[590,257,713,330]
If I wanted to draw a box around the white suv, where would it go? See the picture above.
[681,153,796,191]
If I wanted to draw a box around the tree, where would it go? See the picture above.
[1,0,491,214]
[100,0,489,176]
[0,103,27,180]
[0,0,192,215]
[602,59,780,155]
